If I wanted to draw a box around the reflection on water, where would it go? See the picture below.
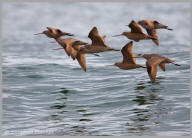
[50,88,93,124]
[48,88,69,122]
[50,88,68,111]
[126,82,164,133]
[2,2,190,136]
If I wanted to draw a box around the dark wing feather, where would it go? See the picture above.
[146,57,164,83]
[159,63,166,71]
[76,53,86,72]
[146,29,159,46]
[121,41,135,64]
[129,20,144,34]
[88,27,106,47]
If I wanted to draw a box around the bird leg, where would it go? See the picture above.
[113,49,121,51]
[92,53,100,56]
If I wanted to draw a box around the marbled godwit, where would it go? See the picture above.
[37,27,88,60]
[72,27,120,54]
[53,39,87,72]
[35,27,88,72]
[134,54,180,83]
[54,37,88,60]
[138,20,173,30]
[113,20,157,42]
[113,41,145,70]
[34,27,74,38]
[138,20,173,46]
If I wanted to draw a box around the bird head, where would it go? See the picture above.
[46,27,74,38]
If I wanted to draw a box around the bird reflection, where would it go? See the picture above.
[50,88,68,110]
[126,82,164,133]
[48,88,70,121]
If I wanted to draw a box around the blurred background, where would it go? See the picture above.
[2,2,190,136]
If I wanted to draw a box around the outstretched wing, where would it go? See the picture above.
[159,63,166,71]
[146,57,164,83]
[146,29,159,46]
[88,27,106,47]
[76,53,86,72]
[128,20,144,34]
[121,41,135,64]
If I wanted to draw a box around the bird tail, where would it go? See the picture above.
[113,49,121,51]
[66,33,74,36]
[167,28,173,31]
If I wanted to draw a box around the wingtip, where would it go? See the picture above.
[130,20,136,23]
[92,26,97,29]
[128,41,133,45]
[67,33,74,36]
[168,28,173,31]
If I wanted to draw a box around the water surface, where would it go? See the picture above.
[2,2,190,136]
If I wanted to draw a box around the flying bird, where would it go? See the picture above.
[72,27,120,54]
[138,20,173,46]
[113,20,157,42]
[34,27,88,71]
[134,54,180,83]
[34,27,74,38]
[113,41,145,70]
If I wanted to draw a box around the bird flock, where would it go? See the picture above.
[34,19,180,83]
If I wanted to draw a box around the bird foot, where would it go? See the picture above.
[92,53,100,56]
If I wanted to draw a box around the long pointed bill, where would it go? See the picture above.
[131,56,142,58]
[112,34,123,37]
[53,48,64,50]
[107,64,115,66]
[34,32,43,35]
[113,49,121,51]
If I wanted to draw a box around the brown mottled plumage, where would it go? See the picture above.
[138,20,173,46]
[34,27,74,38]
[135,54,180,83]
[34,27,87,72]
[114,41,144,70]
[113,20,157,42]
[138,20,173,30]
[72,27,120,54]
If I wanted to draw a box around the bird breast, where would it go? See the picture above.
[116,63,139,70]
[80,45,106,53]
[125,33,147,41]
